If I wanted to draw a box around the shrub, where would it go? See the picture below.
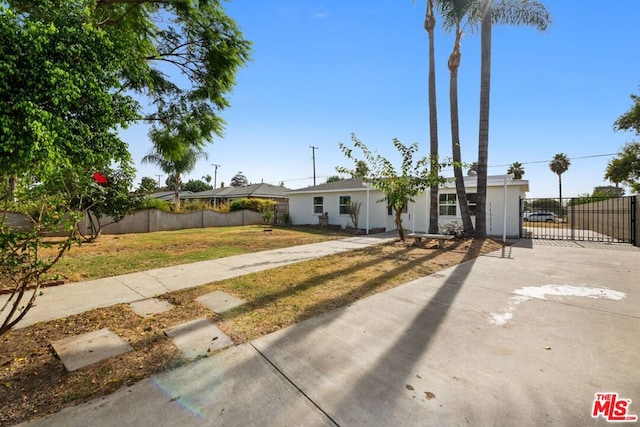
[213,202,230,213]
[138,197,171,212]
[229,198,276,213]
[183,200,211,212]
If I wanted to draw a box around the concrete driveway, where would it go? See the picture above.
[22,240,640,426]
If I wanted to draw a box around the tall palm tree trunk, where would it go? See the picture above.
[174,175,182,210]
[475,0,492,239]
[449,23,474,235]
[425,0,440,234]
[558,174,562,206]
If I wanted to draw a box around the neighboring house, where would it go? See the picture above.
[182,182,290,207]
[150,191,194,202]
[287,175,529,238]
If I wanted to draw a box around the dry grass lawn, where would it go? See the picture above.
[0,226,503,426]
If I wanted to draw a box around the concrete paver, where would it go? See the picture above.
[51,328,133,372]
[163,318,234,360]
[16,237,640,426]
[129,298,174,318]
[196,290,245,313]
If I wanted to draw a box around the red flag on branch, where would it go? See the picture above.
[93,172,108,185]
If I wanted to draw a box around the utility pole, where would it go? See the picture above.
[309,145,318,186]
[155,175,162,188]
[211,164,221,188]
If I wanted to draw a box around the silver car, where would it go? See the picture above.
[523,212,558,223]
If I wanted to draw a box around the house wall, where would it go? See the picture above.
[406,185,522,238]
[289,181,524,238]
[289,190,389,230]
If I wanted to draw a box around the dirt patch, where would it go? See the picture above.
[0,238,502,426]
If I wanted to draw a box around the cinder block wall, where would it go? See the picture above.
[5,209,266,235]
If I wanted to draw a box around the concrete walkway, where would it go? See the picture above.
[10,233,397,329]
[18,239,640,426]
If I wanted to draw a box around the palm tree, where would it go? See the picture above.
[475,0,551,238]
[439,0,549,237]
[439,0,477,235]
[507,161,525,179]
[142,147,207,210]
[424,0,441,234]
[549,153,570,203]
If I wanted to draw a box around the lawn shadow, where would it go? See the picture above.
[220,239,469,327]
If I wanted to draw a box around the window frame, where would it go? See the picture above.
[313,196,324,214]
[439,193,457,216]
[339,195,351,215]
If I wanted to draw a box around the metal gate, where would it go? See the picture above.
[520,196,636,244]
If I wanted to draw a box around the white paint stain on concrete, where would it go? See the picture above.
[488,285,626,326]
[513,284,626,301]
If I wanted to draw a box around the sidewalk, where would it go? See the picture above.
[19,239,640,426]
[10,232,398,329]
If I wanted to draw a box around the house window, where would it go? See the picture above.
[387,203,408,216]
[339,196,351,215]
[467,193,477,216]
[313,196,323,214]
[439,194,457,216]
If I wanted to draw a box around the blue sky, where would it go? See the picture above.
[122,1,640,198]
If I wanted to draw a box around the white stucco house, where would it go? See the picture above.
[287,175,529,238]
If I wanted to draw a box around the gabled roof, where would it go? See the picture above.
[288,177,370,194]
[151,191,194,201]
[289,175,529,194]
[183,182,291,199]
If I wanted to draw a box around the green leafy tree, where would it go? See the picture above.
[549,153,571,202]
[0,0,249,333]
[614,89,640,135]
[507,161,525,179]
[353,160,370,178]
[592,186,625,199]
[136,177,159,194]
[337,133,443,241]
[142,148,207,210]
[605,142,640,193]
[326,175,344,183]
[69,165,140,242]
[183,179,214,193]
[0,2,142,334]
[230,172,249,187]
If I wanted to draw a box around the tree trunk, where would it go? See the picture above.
[174,175,182,210]
[558,174,562,208]
[449,24,474,235]
[476,0,493,239]
[396,208,405,241]
[426,0,440,234]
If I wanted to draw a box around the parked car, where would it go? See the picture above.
[523,212,558,223]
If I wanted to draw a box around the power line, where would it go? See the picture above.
[262,152,620,187]
[487,153,617,168]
